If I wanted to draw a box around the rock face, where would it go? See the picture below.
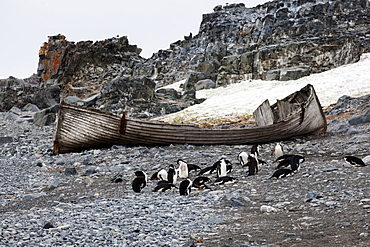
[141,0,369,89]
[0,76,60,112]
[2,0,370,119]
[37,34,144,98]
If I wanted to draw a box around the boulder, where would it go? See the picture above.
[349,108,370,125]
[33,85,60,109]
[194,79,216,91]
[33,104,59,126]
[22,103,40,112]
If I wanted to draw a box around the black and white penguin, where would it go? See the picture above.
[192,176,211,189]
[275,154,305,170]
[251,144,261,157]
[152,180,176,192]
[132,171,147,193]
[226,162,233,174]
[213,176,235,185]
[187,163,201,172]
[270,168,293,179]
[290,155,303,172]
[197,162,218,176]
[238,151,249,166]
[247,154,259,176]
[344,156,367,167]
[179,179,192,195]
[177,159,189,179]
[273,143,284,160]
[275,154,301,163]
[258,159,267,166]
[275,157,292,169]
[150,169,168,181]
[167,164,177,184]
[216,158,228,178]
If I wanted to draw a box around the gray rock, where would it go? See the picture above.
[194,79,216,91]
[346,128,360,134]
[32,85,60,109]
[0,136,13,145]
[22,192,46,201]
[64,96,85,106]
[22,103,40,112]
[83,167,98,176]
[349,108,370,125]
[4,112,20,121]
[64,167,78,176]
[33,104,59,126]
[306,192,323,202]
[337,124,350,133]
[284,233,297,237]
[47,180,63,190]
[363,155,370,165]
[230,199,244,207]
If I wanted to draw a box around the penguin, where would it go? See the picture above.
[258,159,267,166]
[197,162,218,176]
[273,143,284,160]
[150,169,168,181]
[251,144,261,157]
[213,176,235,185]
[216,158,228,178]
[177,159,189,179]
[290,155,303,172]
[238,151,249,166]
[157,169,168,181]
[150,171,159,180]
[192,176,211,189]
[226,162,233,174]
[275,154,305,169]
[270,168,293,179]
[152,180,176,192]
[179,179,192,195]
[344,156,367,167]
[247,154,259,176]
[187,163,201,172]
[132,171,147,193]
[167,164,177,184]
[275,157,292,169]
[275,154,294,163]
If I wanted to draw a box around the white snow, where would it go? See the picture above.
[155,53,370,126]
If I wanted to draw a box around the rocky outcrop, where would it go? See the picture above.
[141,0,369,90]
[36,0,370,99]
[3,0,370,122]
[0,76,59,112]
[37,34,144,99]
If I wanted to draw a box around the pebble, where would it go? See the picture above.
[260,205,278,213]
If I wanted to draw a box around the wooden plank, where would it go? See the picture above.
[276,100,299,121]
[253,99,274,127]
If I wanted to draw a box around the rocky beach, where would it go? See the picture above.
[1,94,370,246]
[1,0,370,246]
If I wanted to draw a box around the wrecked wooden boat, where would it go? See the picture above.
[53,84,327,154]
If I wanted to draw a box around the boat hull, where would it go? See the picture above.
[53,84,327,154]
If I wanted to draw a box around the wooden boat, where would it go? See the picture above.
[53,84,327,154]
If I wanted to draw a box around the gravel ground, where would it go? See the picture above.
[0,103,370,246]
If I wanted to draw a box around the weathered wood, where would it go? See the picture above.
[53,84,327,154]
[276,100,299,121]
[253,99,274,127]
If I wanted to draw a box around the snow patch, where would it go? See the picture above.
[155,53,370,126]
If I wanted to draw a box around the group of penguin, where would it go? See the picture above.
[132,156,235,195]
[132,143,368,195]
